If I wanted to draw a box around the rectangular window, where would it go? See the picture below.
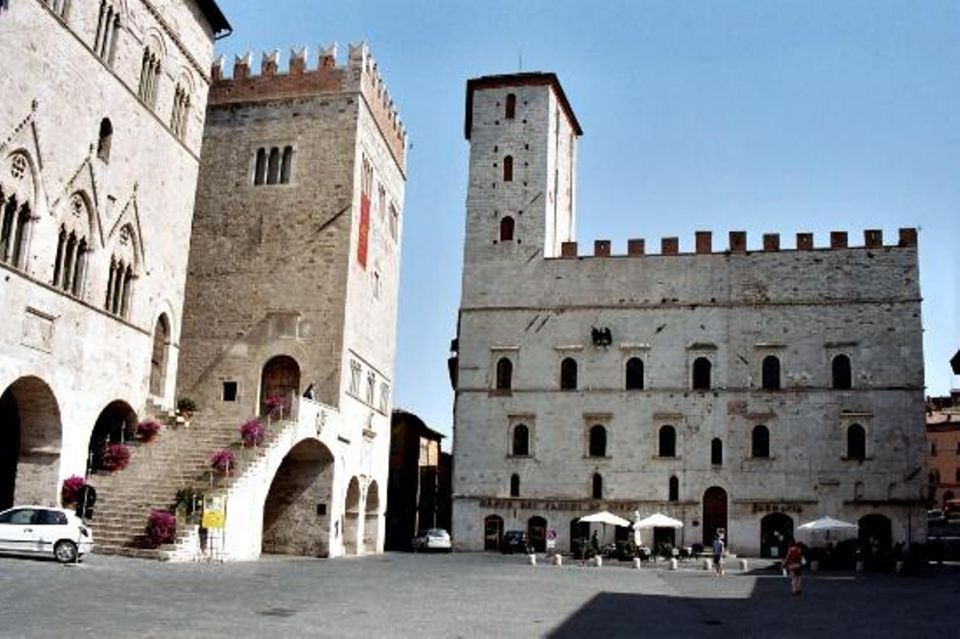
[357,195,370,268]
[222,381,238,402]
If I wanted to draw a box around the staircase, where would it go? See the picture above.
[87,408,294,560]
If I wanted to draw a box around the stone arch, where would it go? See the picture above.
[858,513,892,553]
[484,514,504,551]
[262,438,335,557]
[149,313,171,396]
[702,486,728,546]
[343,476,362,555]
[0,377,62,510]
[87,399,137,473]
[260,355,300,417]
[760,512,793,558]
[362,480,380,554]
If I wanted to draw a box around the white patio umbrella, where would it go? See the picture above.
[579,510,631,547]
[797,516,858,543]
[635,513,684,529]
[797,516,857,532]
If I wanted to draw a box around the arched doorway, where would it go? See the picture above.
[0,377,62,510]
[760,513,794,558]
[484,515,503,551]
[262,439,334,557]
[87,400,137,473]
[702,486,728,546]
[858,514,892,554]
[528,515,547,552]
[363,481,380,554]
[570,517,589,556]
[343,477,361,555]
[260,355,300,416]
[149,314,170,396]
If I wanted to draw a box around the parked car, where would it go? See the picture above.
[944,500,960,519]
[501,530,532,554]
[412,528,452,552]
[928,509,946,523]
[0,506,94,563]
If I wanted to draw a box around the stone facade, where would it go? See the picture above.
[176,43,406,559]
[451,73,928,557]
[0,0,227,510]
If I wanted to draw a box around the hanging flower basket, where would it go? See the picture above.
[102,443,131,472]
[136,420,162,442]
[210,449,236,475]
[61,475,87,505]
[146,509,176,547]
[240,419,265,447]
[264,394,287,416]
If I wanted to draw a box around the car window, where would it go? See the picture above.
[37,510,68,526]
[4,509,36,525]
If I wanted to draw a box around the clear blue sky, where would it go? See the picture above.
[216,0,960,445]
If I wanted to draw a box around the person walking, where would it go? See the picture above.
[783,540,804,596]
[711,534,725,576]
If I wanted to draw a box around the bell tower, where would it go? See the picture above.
[461,73,582,296]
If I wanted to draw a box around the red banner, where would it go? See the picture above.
[358,194,370,269]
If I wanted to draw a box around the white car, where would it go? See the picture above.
[0,506,94,563]
[412,528,452,552]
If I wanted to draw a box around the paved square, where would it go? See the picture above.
[1,553,956,637]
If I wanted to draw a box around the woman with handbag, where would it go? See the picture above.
[782,541,804,595]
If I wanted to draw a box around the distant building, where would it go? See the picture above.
[926,391,960,507]
[450,72,928,557]
[386,410,450,549]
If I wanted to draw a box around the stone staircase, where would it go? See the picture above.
[86,407,293,560]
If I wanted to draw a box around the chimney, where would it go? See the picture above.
[594,240,611,257]
[661,237,679,255]
[899,227,918,247]
[864,229,883,248]
[796,233,814,251]
[763,233,780,252]
[729,231,747,253]
[561,241,578,258]
[627,239,645,256]
[695,231,712,254]
[830,231,848,249]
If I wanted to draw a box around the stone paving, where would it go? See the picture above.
[1,552,957,638]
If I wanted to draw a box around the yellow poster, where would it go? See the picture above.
[202,495,226,529]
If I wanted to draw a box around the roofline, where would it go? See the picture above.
[464,72,583,140]
[392,409,446,440]
[194,0,232,36]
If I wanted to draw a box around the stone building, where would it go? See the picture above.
[173,43,406,559]
[0,0,229,510]
[450,72,928,557]
[386,409,450,550]
[926,391,960,508]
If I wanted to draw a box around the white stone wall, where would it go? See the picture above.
[0,0,218,502]
[453,75,927,555]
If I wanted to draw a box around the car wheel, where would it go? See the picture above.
[54,540,78,564]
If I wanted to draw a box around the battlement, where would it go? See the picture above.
[558,228,918,259]
[209,42,407,170]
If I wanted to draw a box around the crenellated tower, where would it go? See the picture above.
[461,73,582,302]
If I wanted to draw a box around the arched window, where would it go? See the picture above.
[588,425,606,458]
[171,85,191,139]
[97,118,113,163]
[149,314,170,396]
[280,146,294,184]
[711,438,722,465]
[592,473,603,499]
[692,357,711,390]
[832,354,852,390]
[138,48,161,106]
[499,216,515,242]
[752,425,770,458]
[668,476,679,502]
[658,425,676,458]
[560,358,578,390]
[510,473,520,497]
[505,93,516,119]
[762,355,781,390]
[254,148,267,185]
[94,1,121,64]
[846,424,865,460]
[503,155,513,182]
[512,424,529,457]
[625,357,644,390]
[495,357,513,390]
[267,147,281,185]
